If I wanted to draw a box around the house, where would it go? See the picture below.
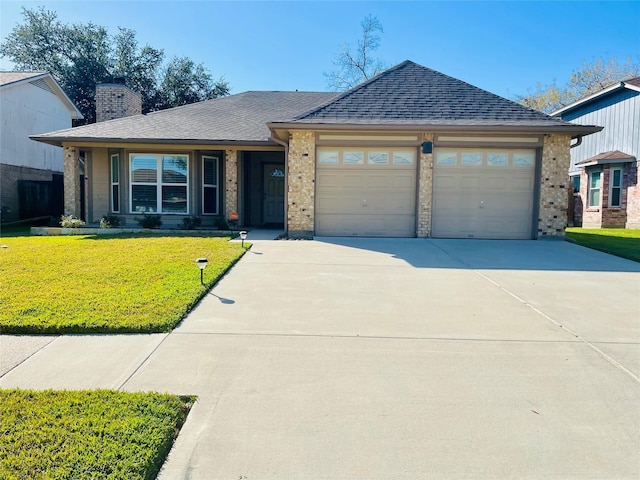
[0,72,83,224]
[552,77,639,229]
[32,60,601,239]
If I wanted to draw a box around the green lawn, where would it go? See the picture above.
[0,389,195,480]
[565,228,640,262]
[0,233,246,334]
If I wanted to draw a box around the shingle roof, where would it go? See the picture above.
[0,71,48,86]
[34,91,338,146]
[575,150,636,166]
[624,76,640,88]
[285,60,580,128]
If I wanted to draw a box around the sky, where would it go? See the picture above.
[1,0,639,101]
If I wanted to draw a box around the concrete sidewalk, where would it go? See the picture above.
[2,237,639,479]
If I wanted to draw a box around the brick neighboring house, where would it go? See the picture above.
[552,77,640,229]
[32,60,601,239]
[0,72,83,223]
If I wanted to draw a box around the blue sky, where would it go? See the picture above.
[1,1,638,100]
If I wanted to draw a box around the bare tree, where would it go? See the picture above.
[517,56,640,113]
[324,15,386,91]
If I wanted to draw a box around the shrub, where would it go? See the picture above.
[136,214,162,229]
[214,217,229,230]
[179,216,201,230]
[100,215,121,228]
[60,215,84,228]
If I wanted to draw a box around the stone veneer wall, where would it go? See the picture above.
[287,131,316,238]
[63,146,81,216]
[538,134,571,236]
[625,164,640,228]
[224,149,238,219]
[417,132,434,237]
[95,84,142,122]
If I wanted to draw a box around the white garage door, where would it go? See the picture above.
[432,148,536,239]
[315,148,417,237]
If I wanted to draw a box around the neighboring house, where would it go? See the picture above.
[32,60,600,239]
[0,72,83,223]
[552,77,639,229]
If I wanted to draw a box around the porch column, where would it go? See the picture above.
[63,145,81,217]
[225,149,238,219]
[287,131,316,238]
[538,134,571,237]
[417,132,434,237]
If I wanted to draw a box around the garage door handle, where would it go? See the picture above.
[479,200,484,209]
[362,199,368,207]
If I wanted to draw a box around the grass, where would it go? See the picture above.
[0,233,246,334]
[0,389,195,480]
[565,228,640,262]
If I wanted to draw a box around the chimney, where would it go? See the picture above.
[95,79,142,122]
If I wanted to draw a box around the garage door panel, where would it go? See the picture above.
[432,148,536,240]
[316,149,417,237]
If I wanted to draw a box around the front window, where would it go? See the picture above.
[609,168,622,207]
[110,154,119,213]
[130,154,188,213]
[202,156,219,215]
[572,175,580,194]
[588,170,601,207]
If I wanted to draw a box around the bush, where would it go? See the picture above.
[100,215,121,228]
[136,214,162,229]
[60,215,84,228]
[214,217,229,230]
[179,216,201,230]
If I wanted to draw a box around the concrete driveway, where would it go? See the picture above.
[2,237,639,479]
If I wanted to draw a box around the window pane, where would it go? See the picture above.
[590,171,601,188]
[162,155,188,183]
[487,153,508,166]
[112,185,119,212]
[590,189,600,207]
[461,153,482,166]
[203,186,218,214]
[111,155,119,183]
[368,152,388,165]
[612,169,622,187]
[513,153,535,166]
[132,185,157,212]
[318,151,338,164]
[611,188,621,207]
[162,186,187,213]
[435,152,456,165]
[343,152,364,164]
[204,157,218,186]
[572,176,580,193]
[131,155,157,183]
[393,151,415,165]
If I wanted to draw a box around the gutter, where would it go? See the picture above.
[570,136,583,148]
[270,134,290,237]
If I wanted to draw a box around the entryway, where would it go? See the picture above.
[241,151,285,228]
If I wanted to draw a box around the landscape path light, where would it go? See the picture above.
[239,231,248,248]
[195,257,208,285]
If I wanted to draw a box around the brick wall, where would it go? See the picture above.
[287,131,315,238]
[625,163,640,229]
[0,164,58,223]
[95,83,142,122]
[417,132,434,237]
[224,149,238,220]
[63,146,81,216]
[538,134,571,236]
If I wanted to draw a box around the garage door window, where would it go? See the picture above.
[487,153,508,166]
[343,152,364,165]
[393,151,414,165]
[461,153,482,166]
[368,152,389,165]
[318,151,339,164]
[513,152,535,166]
[436,152,457,165]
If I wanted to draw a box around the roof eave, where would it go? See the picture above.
[30,135,279,148]
[268,121,602,136]
[551,82,634,116]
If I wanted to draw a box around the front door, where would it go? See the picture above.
[263,164,285,224]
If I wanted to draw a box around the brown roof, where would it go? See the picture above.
[624,76,640,88]
[576,150,636,166]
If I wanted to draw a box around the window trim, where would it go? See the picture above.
[129,153,189,214]
[588,170,602,208]
[110,153,120,213]
[609,167,622,208]
[202,155,219,216]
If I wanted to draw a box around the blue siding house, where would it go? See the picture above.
[553,77,640,228]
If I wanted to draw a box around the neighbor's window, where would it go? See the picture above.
[609,168,622,207]
[130,154,188,213]
[202,156,219,215]
[110,153,119,213]
[572,175,580,194]
[588,170,601,207]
